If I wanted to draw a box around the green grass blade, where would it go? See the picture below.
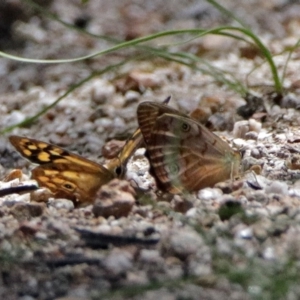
[204,1,282,93]
[206,0,249,28]
[281,38,300,85]
[0,56,144,134]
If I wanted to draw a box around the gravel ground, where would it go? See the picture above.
[1,1,300,299]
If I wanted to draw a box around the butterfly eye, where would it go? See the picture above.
[181,122,190,132]
[63,183,75,191]
[115,165,124,177]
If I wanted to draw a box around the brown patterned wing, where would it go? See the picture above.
[9,136,114,206]
[137,99,182,144]
[137,102,241,194]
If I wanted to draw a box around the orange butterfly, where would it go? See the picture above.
[9,129,143,206]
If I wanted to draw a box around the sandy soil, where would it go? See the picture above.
[1,1,300,299]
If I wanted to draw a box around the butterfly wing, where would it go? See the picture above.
[9,136,114,206]
[137,103,241,194]
[137,101,184,144]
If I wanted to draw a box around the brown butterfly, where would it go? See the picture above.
[137,101,241,194]
[9,129,143,206]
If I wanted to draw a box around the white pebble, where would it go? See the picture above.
[263,246,276,260]
[197,188,223,201]
[265,181,289,195]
